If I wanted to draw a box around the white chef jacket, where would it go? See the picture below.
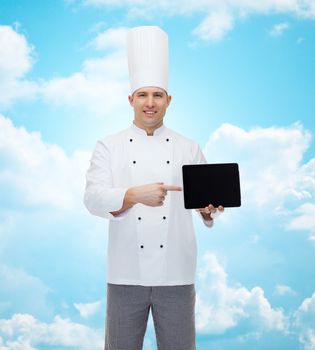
[84,123,213,286]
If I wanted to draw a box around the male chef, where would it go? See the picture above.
[84,26,224,350]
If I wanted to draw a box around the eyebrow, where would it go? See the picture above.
[135,91,167,96]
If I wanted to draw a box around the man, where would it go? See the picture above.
[84,26,224,350]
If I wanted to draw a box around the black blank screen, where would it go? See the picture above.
[182,163,241,209]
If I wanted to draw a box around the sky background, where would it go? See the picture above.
[0,0,315,349]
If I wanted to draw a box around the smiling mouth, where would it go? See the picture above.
[143,111,156,115]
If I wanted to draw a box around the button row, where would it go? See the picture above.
[138,217,167,220]
[132,160,171,164]
[140,245,164,249]
[129,138,170,142]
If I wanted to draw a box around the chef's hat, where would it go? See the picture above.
[127,26,168,94]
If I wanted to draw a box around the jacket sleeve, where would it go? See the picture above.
[192,141,214,228]
[83,139,130,220]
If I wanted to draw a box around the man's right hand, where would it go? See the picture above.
[127,182,182,207]
[110,182,182,217]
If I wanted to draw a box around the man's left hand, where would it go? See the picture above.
[196,204,224,221]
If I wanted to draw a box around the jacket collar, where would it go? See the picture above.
[131,122,166,136]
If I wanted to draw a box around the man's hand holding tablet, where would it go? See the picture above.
[196,204,225,221]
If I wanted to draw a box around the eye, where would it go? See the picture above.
[154,93,163,98]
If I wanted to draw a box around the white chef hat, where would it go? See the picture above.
[127,26,168,94]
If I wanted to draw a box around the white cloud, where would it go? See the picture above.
[74,300,103,318]
[0,115,90,210]
[294,293,315,350]
[82,0,315,16]
[0,25,129,116]
[202,123,315,240]
[294,292,315,325]
[90,26,128,51]
[300,329,315,350]
[79,0,315,41]
[270,22,289,36]
[193,10,234,41]
[42,27,129,116]
[0,25,32,78]
[285,157,315,238]
[0,313,103,350]
[287,203,315,238]
[196,252,286,334]
[203,123,313,209]
[0,25,39,108]
[275,284,297,296]
[0,264,53,318]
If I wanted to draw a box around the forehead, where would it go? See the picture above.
[134,86,166,94]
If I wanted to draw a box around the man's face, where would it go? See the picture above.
[128,86,172,133]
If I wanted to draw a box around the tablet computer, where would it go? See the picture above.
[182,163,241,209]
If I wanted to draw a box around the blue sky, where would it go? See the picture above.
[0,0,315,349]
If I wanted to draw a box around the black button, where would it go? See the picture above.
[160,245,164,248]
[163,216,166,220]
[166,138,169,142]
[166,160,170,164]
[141,245,144,248]
[138,217,141,220]
[130,138,133,142]
[133,160,136,164]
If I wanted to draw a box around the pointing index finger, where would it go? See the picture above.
[162,185,182,192]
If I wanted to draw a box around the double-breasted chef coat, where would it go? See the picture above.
[84,122,213,286]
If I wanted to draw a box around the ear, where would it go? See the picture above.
[128,95,134,106]
[166,95,172,107]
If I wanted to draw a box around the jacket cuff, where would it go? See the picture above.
[84,187,128,220]
[197,211,214,228]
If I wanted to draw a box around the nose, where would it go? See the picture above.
[146,95,155,108]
